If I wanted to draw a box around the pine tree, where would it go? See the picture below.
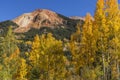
[2,26,17,56]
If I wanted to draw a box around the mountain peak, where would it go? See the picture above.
[33,9,56,13]
[12,9,79,33]
[12,9,63,32]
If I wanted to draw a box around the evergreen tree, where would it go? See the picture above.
[1,26,17,56]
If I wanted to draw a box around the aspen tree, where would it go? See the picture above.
[29,34,66,80]
[16,58,27,80]
[106,0,120,79]
[70,13,99,80]
[94,0,109,79]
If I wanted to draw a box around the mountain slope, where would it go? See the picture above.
[13,9,80,33]
[0,9,84,40]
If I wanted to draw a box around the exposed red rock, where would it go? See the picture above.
[13,9,71,33]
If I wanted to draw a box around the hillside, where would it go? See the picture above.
[0,9,84,40]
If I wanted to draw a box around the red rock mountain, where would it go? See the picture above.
[13,9,77,33]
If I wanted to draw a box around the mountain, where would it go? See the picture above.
[69,16,85,21]
[13,9,81,33]
[13,9,63,28]
[0,9,84,40]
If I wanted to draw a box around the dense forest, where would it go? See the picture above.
[1,0,120,80]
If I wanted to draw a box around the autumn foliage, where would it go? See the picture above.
[0,0,120,80]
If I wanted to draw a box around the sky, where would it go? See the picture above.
[0,0,100,22]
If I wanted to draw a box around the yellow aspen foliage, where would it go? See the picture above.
[16,58,27,80]
[69,13,97,79]
[94,0,105,23]
[28,33,66,80]
[9,47,20,60]
[29,34,40,66]
[0,47,21,80]
[94,0,110,79]
[105,0,120,79]
[81,13,96,66]
[71,23,81,42]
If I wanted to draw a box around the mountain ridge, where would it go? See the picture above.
[12,9,82,33]
[0,9,84,40]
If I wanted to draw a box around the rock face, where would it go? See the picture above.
[0,9,85,40]
[13,9,74,33]
[69,16,85,21]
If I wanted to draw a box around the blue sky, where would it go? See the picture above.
[0,0,101,22]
